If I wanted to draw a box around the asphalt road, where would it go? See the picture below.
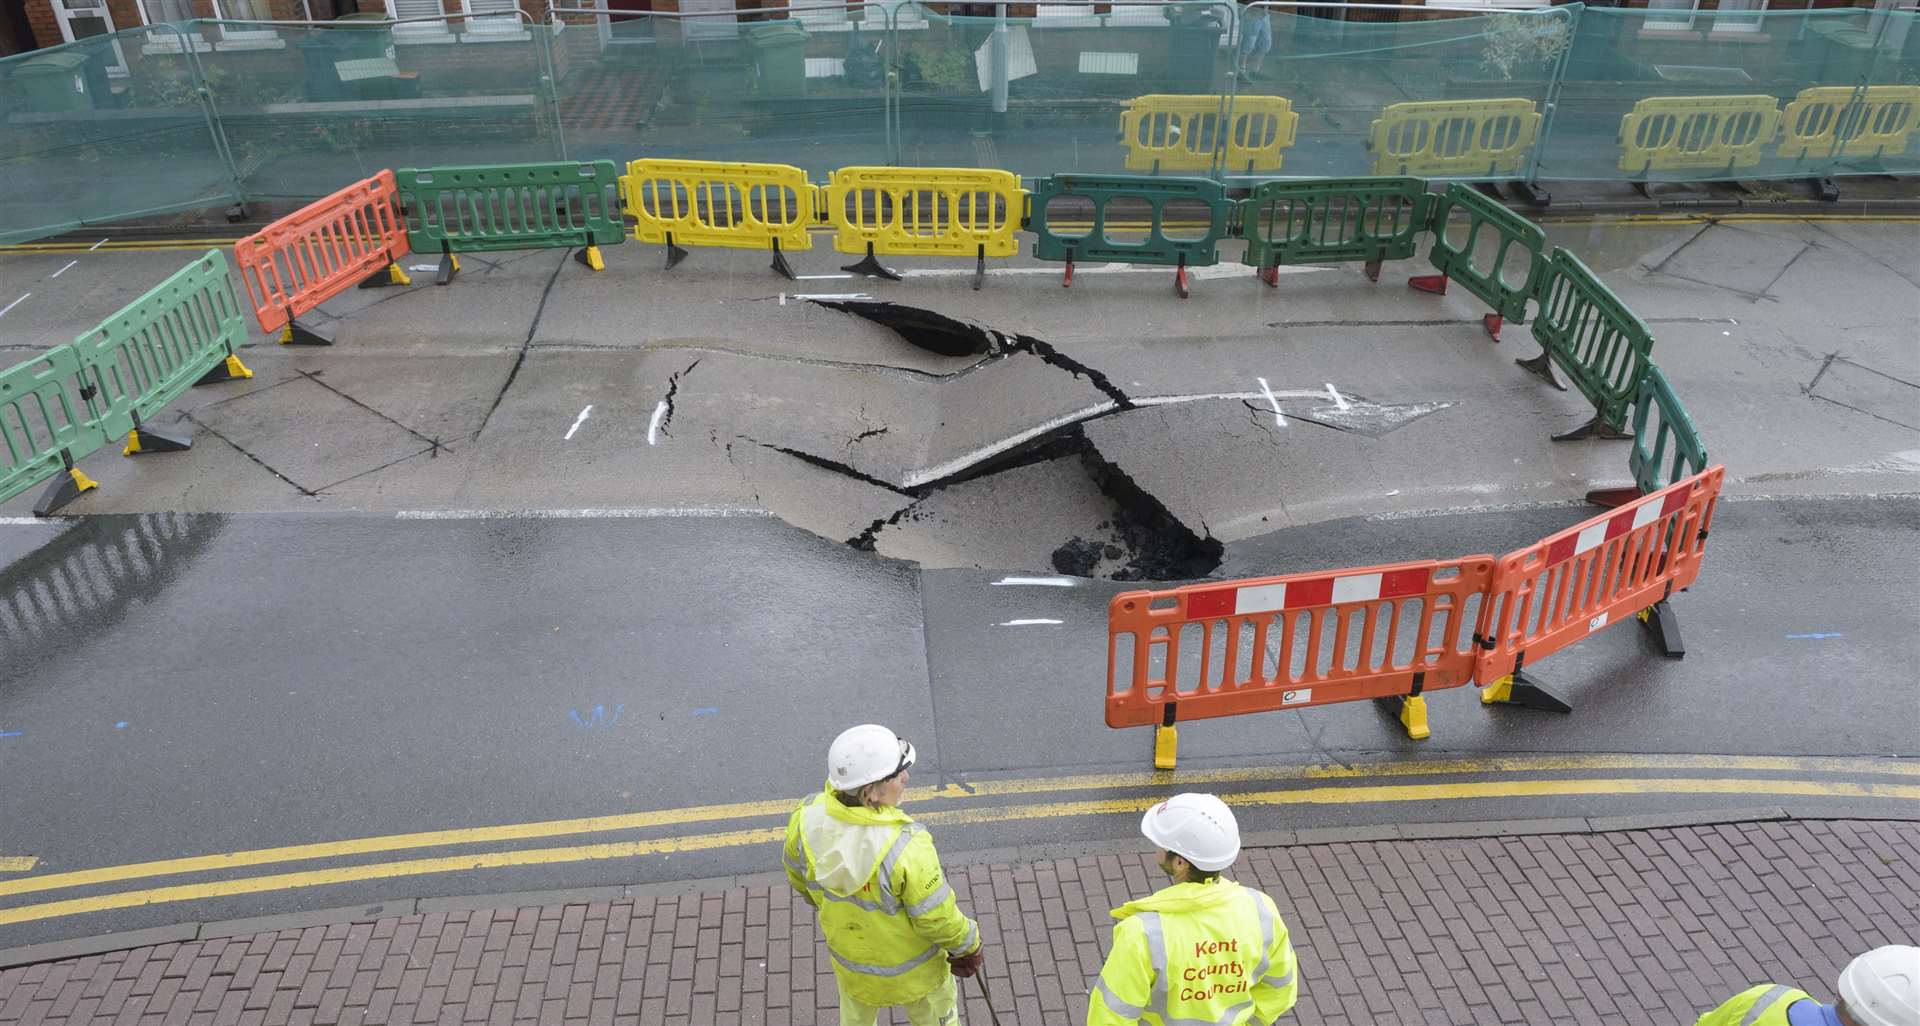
[1,495,1914,948]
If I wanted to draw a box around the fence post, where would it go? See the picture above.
[1516,3,1578,208]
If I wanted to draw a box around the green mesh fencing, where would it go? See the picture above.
[1,3,1917,246]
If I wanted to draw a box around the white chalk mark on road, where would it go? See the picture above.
[397,508,770,520]
[88,238,109,251]
[1257,376,1287,428]
[0,294,28,319]
[1326,383,1349,411]
[794,274,856,280]
[564,404,593,440]
[792,293,873,301]
[0,856,39,873]
[647,401,669,446]
[992,576,1076,587]
[997,619,1064,627]
[50,260,79,279]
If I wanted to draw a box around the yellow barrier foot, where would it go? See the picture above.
[770,240,796,281]
[195,352,254,386]
[1639,600,1686,659]
[665,232,690,271]
[1479,670,1572,714]
[33,461,97,518]
[1552,414,1633,443]
[1153,725,1178,770]
[1514,351,1567,392]
[123,424,191,457]
[1398,695,1431,741]
[842,243,902,282]
[357,262,412,289]
[574,245,606,272]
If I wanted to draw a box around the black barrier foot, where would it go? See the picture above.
[1174,255,1190,300]
[1584,485,1645,508]
[1640,601,1685,658]
[1480,670,1572,714]
[123,425,191,457]
[1553,414,1633,442]
[1363,257,1383,283]
[280,319,331,347]
[665,233,690,271]
[574,245,605,272]
[770,241,797,281]
[1632,179,1652,199]
[195,353,254,386]
[1512,180,1551,208]
[972,245,986,292]
[225,203,248,224]
[1811,177,1840,203]
[842,243,902,282]
[436,246,459,287]
[1473,181,1504,201]
[357,263,412,289]
[1515,351,1568,391]
[33,465,97,518]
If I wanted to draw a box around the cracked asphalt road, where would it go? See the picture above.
[1,213,1916,946]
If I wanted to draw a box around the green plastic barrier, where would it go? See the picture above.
[1518,248,1656,440]
[1417,182,1547,331]
[1629,365,1707,496]
[1237,177,1434,280]
[395,161,626,277]
[71,249,249,443]
[1030,174,1230,268]
[0,346,102,505]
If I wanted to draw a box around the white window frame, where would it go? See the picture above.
[1641,0,1699,32]
[211,0,285,46]
[1708,0,1767,34]
[461,0,529,41]
[388,0,457,42]
[136,0,213,51]
[51,0,130,75]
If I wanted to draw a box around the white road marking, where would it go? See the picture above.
[794,274,855,280]
[49,260,79,279]
[407,264,437,272]
[792,293,872,301]
[1325,383,1350,411]
[0,518,63,526]
[88,238,109,251]
[899,263,1331,280]
[647,400,669,446]
[564,405,593,440]
[396,508,769,520]
[0,294,28,319]
[992,576,1076,587]
[1257,376,1287,428]
[997,619,1064,627]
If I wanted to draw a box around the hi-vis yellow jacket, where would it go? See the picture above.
[1694,985,1815,1026]
[783,785,981,1007]
[1089,878,1298,1026]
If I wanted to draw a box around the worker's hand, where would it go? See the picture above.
[948,947,985,979]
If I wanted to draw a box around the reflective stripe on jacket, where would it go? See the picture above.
[783,785,981,1007]
[1089,877,1298,1026]
[1694,985,1814,1026]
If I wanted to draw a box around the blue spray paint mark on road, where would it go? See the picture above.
[693,707,718,716]
[0,731,21,738]
[115,721,128,729]
[1785,632,1843,640]
[569,704,626,729]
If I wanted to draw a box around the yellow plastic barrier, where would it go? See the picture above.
[1617,95,1781,174]
[620,158,818,254]
[824,167,1026,288]
[1779,86,1920,161]
[1366,98,1541,177]
[1120,95,1298,173]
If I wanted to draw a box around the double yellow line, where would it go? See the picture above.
[2,753,1914,928]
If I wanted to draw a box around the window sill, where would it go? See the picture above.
[1704,29,1771,42]
[460,29,531,41]
[139,39,213,54]
[393,30,459,43]
[1636,27,1702,39]
[214,36,287,49]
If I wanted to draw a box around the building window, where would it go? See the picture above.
[213,0,282,43]
[461,0,528,40]
[137,0,213,50]
[387,0,455,42]
[1710,0,1767,34]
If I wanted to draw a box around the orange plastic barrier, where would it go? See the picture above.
[1107,556,1494,756]
[1474,465,1722,688]
[235,170,411,342]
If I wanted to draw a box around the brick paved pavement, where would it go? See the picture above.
[2,818,1916,1026]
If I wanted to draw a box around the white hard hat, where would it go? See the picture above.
[827,724,915,791]
[1839,945,1920,1026]
[1141,793,1240,872]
